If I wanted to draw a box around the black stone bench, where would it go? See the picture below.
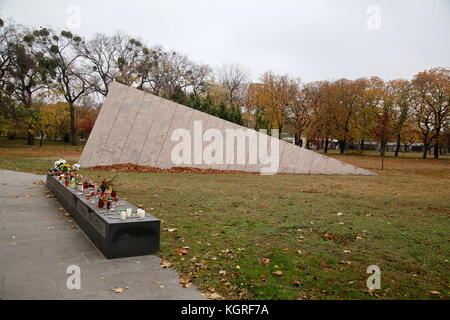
[46,173,160,259]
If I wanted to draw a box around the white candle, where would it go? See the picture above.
[126,208,132,217]
[137,209,146,218]
[120,211,127,220]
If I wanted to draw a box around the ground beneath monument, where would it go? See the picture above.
[89,163,257,174]
[0,169,204,300]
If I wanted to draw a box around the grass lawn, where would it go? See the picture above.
[0,140,449,299]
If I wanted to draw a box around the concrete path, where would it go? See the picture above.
[0,170,204,300]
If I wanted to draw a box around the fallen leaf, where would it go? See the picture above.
[164,228,178,232]
[429,290,441,295]
[260,258,271,265]
[111,287,124,293]
[175,248,189,255]
[160,260,172,268]
[292,280,302,287]
[235,265,241,270]
[218,270,227,276]
[179,278,192,288]
[208,293,224,300]
[272,270,283,276]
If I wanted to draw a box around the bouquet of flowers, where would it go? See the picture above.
[99,175,118,193]
[50,159,81,174]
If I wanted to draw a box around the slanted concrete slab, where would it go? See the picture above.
[184,109,211,169]
[138,99,177,166]
[309,153,330,175]
[120,93,162,164]
[79,82,376,175]
[79,82,128,167]
[0,170,204,300]
[279,142,300,174]
[156,104,194,169]
[293,148,314,174]
[203,114,225,170]
[325,157,344,175]
[101,88,145,165]
[340,162,358,175]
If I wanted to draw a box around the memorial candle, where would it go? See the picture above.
[120,211,127,220]
[126,208,132,218]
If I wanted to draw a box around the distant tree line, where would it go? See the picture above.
[0,18,246,146]
[0,18,448,159]
[249,70,449,159]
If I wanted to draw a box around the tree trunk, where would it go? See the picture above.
[294,131,302,147]
[360,139,364,151]
[39,130,44,147]
[422,142,428,159]
[69,103,78,146]
[381,144,385,170]
[339,140,345,154]
[434,142,439,159]
[27,129,34,146]
[394,134,401,157]
[324,138,329,154]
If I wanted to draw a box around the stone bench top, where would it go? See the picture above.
[48,174,159,225]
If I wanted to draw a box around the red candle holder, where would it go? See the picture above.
[65,180,69,187]
[98,200,105,208]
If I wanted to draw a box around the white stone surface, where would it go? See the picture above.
[121,93,162,164]
[138,98,177,166]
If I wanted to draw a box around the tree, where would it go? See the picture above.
[287,82,314,146]
[217,63,249,106]
[375,109,392,169]
[385,79,412,157]
[354,77,384,151]
[411,68,450,158]
[328,79,363,154]
[33,28,88,145]
[1,23,55,145]
[252,71,298,137]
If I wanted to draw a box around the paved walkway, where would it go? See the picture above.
[0,170,204,300]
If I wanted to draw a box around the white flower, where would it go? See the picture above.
[72,163,80,170]
[55,159,67,167]
[54,159,67,167]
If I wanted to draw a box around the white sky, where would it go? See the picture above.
[0,0,449,82]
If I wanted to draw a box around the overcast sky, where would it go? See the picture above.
[1,0,448,82]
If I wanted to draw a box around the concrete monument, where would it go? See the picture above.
[79,82,375,176]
